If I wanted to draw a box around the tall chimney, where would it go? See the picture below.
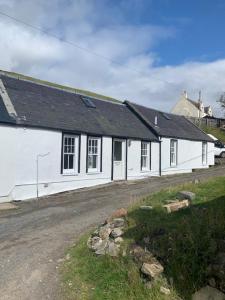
[183,90,188,99]
[154,115,158,126]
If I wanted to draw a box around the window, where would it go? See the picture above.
[170,139,178,167]
[202,142,207,165]
[82,96,96,108]
[88,137,101,172]
[62,134,79,174]
[141,141,150,171]
[114,141,122,161]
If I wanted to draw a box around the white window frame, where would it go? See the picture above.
[141,141,150,171]
[202,142,207,165]
[62,134,79,175]
[87,137,101,173]
[170,139,178,167]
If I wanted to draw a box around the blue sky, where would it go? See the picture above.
[0,0,224,115]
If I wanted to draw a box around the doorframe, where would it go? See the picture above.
[111,137,127,181]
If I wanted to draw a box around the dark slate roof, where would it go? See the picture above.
[0,75,158,141]
[0,95,16,124]
[125,101,213,142]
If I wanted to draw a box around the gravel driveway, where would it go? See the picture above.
[0,166,225,300]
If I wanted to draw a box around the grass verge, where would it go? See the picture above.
[61,176,225,300]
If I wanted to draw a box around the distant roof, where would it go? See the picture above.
[125,101,213,142]
[187,98,200,109]
[0,74,158,141]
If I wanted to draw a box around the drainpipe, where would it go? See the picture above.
[36,152,50,199]
[159,138,162,176]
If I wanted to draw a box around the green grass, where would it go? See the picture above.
[201,126,225,143]
[61,177,225,300]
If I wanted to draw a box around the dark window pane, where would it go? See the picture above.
[69,155,74,169]
[92,155,97,168]
[64,154,68,169]
[114,141,122,161]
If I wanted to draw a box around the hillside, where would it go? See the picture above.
[201,127,225,143]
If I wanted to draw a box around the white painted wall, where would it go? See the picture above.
[0,124,215,203]
[0,125,159,202]
[161,137,214,175]
[127,140,160,179]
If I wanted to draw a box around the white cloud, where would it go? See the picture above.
[0,0,224,116]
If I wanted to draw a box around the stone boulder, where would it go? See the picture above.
[114,237,123,244]
[110,228,123,238]
[140,206,153,211]
[87,236,103,251]
[192,286,225,300]
[163,199,189,213]
[106,241,120,257]
[130,244,155,265]
[111,218,125,228]
[99,225,111,240]
[177,191,196,201]
[141,262,164,279]
[160,286,171,295]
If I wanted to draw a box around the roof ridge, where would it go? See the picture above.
[0,69,122,105]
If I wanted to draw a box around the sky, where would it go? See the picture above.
[0,0,224,116]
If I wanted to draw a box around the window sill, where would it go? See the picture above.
[141,169,151,173]
[87,171,102,175]
[62,172,79,176]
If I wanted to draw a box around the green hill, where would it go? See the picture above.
[201,127,225,143]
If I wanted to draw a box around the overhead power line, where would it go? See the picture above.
[0,10,174,86]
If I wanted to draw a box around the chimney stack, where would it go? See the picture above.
[183,90,188,99]
[154,115,158,126]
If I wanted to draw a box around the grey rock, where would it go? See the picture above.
[87,236,103,251]
[98,225,111,240]
[160,286,171,295]
[95,239,109,255]
[163,199,189,213]
[114,237,124,244]
[141,262,164,279]
[140,205,153,210]
[177,191,196,201]
[106,241,120,257]
[111,218,125,228]
[192,286,225,300]
[111,228,123,238]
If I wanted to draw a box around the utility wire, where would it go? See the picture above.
[0,10,174,86]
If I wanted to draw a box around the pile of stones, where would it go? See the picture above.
[87,208,127,257]
[130,244,170,294]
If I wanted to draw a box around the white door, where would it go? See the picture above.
[113,139,126,180]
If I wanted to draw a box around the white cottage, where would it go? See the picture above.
[0,72,214,203]
[125,101,214,175]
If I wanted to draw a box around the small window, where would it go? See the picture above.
[62,134,79,174]
[114,141,122,161]
[88,137,101,172]
[82,96,96,108]
[170,139,178,167]
[141,141,150,171]
[202,142,207,165]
